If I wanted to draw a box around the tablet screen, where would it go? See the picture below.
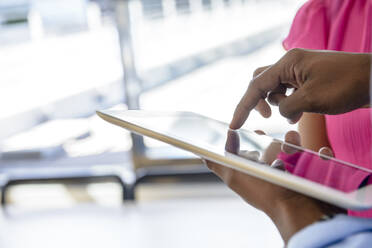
[107,110,372,195]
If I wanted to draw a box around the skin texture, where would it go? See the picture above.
[206,160,326,244]
[252,66,333,153]
[205,130,343,244]
[206,50,371,244]
[230,49,371,129]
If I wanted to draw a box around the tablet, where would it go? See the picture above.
[97,110,372,210]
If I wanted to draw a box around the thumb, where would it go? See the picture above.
[278,88,307,124]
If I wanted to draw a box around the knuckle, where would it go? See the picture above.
[249,82,267,99]
[286,48,305,62]
[287,48,302,56]
[253,67,264,78]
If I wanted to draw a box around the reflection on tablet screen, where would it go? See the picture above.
[224,128,372,194]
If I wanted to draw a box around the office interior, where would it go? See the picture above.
[0,0,305,247]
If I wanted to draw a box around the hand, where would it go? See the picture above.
[205,130,342,243]
[230,49,371,129]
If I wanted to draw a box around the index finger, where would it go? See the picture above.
[230,65,280,129]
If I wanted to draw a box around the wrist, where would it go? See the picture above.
[267,197,325,244]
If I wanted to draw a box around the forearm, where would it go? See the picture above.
[298,113,330,152]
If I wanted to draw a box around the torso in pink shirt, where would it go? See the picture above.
[283,0,372,217]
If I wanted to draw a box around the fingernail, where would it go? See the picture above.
[254,130,265,135]
[287,118,295,124]
[318,147,334,160]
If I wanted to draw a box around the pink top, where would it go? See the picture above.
[282,0,372,217]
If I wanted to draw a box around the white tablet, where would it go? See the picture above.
[97,110,372,210]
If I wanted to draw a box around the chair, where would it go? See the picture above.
[0,0,288,204]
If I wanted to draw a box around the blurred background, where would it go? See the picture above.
[0,0,305,247]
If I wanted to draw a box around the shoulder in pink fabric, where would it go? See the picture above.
[283,0,328,50]
[283,0,372,52]
[282,0,372,218]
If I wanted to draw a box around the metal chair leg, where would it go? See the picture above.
[122,183,136,201]
[1,184,8,206]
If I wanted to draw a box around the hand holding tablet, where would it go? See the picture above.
[205,129,343,244]
[97,110,372,210]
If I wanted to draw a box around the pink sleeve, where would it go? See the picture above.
[283,0,329,50]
